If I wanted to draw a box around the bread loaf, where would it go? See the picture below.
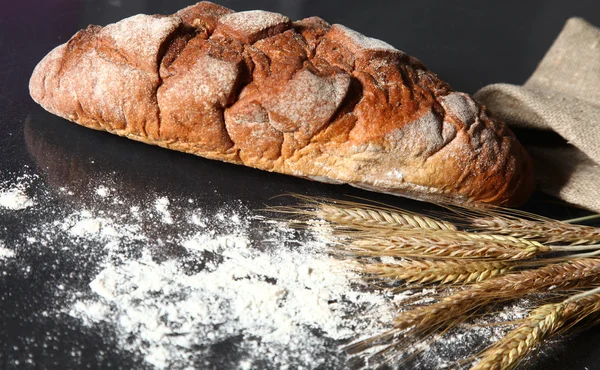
[29,2,534,206]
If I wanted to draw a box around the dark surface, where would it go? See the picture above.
[1,1,600,369]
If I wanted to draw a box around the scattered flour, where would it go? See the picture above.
[0,185,34,210]
[95,185,110,198]
[154,196,173,224]
[64,207,390,369]
[0,170,530,369]
[0,173,391,369]
[0,241,15,260]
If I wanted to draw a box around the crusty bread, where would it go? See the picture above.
[29,1,534,206]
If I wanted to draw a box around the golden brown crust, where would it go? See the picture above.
[29,1,534,206]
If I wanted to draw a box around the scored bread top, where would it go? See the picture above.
[29,1,534,206]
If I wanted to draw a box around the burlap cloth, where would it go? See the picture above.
[475,18,600,212]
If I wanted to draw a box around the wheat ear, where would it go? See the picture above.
[440,204,600,245]
[359,259,515,285]
[470,216,600,245]
[392,258,600,334]
[472,286,600,370]
[343,235,549,260]
[270,194,456,231]
[317,203,456,231]
[471,303,564,370]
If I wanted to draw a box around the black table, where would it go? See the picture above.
[2,1,600,369]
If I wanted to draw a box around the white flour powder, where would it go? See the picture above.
[153,196,173,224]
[0,183,34,210]
[66,207,390,369]
[0,173,527,369]
[0,241,15,260]
[0,175,392,369]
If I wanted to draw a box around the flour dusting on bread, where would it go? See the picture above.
[330,24,400,52]
[29,1,534,206]
[218,10,291,43]
[102,14,180,73]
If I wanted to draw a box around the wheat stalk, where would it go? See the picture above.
[359,259,515,285]
[472,286,600,370]
[392,258,600,333]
